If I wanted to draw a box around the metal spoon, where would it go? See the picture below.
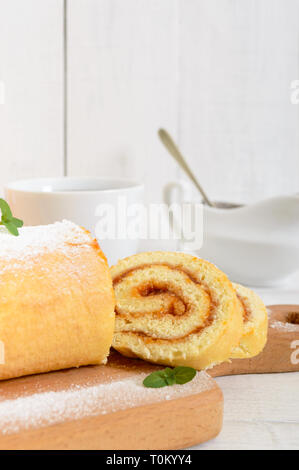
[158,128,215,207]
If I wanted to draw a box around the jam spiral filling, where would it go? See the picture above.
[113,264,217,343]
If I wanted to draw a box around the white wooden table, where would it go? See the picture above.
[194,273,299,450]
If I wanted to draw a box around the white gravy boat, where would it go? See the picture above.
[164,183,299,286]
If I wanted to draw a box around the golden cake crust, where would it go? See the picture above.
[0,221,115,380]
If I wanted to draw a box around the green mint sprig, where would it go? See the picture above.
[143,366,196,388]
[0,199,23,236]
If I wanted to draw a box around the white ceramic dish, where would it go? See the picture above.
[200,196,299,286]
[164,181,299,286]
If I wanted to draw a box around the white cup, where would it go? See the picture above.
[5,177,144,265]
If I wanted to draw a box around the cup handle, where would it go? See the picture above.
[163,181,192,250]
[163,181,192,206]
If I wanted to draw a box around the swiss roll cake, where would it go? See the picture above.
[0,220,115,381]
[111,251,243,370]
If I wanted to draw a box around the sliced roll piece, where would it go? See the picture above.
[111,252,243,370]
[231,283,268,359]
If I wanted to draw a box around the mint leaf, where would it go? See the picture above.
[173,366,196,384]
[0,199,12,219]
[165,375,176,386]
[143,366,196,388]
[0,199,24,236]
[159,367,174,377]
[11,217,23,228]
[4,221,19,236]
[143,371,169,388]
[159,368,176,385]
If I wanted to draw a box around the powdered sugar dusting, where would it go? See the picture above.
[270,320,299,333]
[0,220,92,271]
[268,309,299,332]
[0,371,214,435]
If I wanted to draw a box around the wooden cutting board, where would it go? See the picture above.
[0,351,223,450]
[0,304,298,450]
[209,304,299,377]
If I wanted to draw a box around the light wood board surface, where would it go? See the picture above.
[0,351,223,450]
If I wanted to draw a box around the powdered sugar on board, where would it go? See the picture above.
[267,308,299,332]
[0,371,214,435]
[270,320,299,332]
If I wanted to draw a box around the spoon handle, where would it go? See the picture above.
[158,129,215,207]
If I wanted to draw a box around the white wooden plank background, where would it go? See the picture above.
[0,0,299,204]
[67,0,179,203]
[179,0,299,204]
[67,0,299,204]
[0,0,64,193]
